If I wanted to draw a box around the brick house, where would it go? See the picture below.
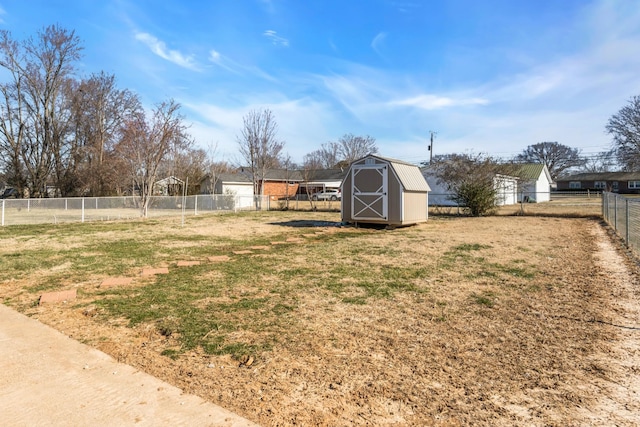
[238,168,304,200]
[556,172,640,194]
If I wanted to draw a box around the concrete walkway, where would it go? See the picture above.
[0,304,258,426]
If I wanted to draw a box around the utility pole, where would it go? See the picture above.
[428,131,437,162]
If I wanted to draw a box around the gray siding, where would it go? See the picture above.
[342,155,429,226]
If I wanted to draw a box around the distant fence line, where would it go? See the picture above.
[0,190,603,227]
[0,194,271,226]
[428,190,602,207]
[602,192,640,254]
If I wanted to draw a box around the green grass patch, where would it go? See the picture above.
[471,292,496,308]
[453,243,492,251]
[1,212,550,362]
[342,296,368,305]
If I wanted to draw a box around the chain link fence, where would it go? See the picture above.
[0,194,270,226]
[429,191,602,215]
[602,192,640,254]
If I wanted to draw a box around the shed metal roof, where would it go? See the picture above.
[392,161,431,192]
[358,155,431,192]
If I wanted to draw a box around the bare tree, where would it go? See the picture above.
[280,153,297,209]
[201,141,232,194]
[0,25,83,197]
[514,142,584,181]
[0,64,28,195]
[431,153,512,216]
[237,108,284,200]
[117,99,191,217]
[606,95,640,171]
[301,150,325,210]
[310,142,340,169]
[334,133,378,165]
[157,146,207,195]
[69,72,141,196]
[579,150,618,174]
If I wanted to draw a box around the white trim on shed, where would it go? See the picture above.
[342,155,430,226]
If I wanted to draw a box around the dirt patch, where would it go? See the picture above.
[573,225,640,424]
[2,212,639,426]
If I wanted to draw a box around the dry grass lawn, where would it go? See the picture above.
[1,206,639,426]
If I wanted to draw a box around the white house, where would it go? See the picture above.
[494,174,518,206]
[422,169,518,207]
[199,173,254,209]
[514,164,552,202]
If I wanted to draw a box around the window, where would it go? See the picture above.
[594,181,606,189]
[629,181,640,189]
[569,181,581,189]
[612,181,619,191]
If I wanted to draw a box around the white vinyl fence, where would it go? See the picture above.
[0,194,270,226]
[602,192,640,254]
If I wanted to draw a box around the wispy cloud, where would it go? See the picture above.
[391,94,489,110]
[208,49,278,82]
[263,30,289,47]
[184,97,335,162]
[208,49,239,74]
[0,7,6,24]
[390,2,422,14]
[135,32,199,70]
[371,32,387,57]
[321,66,488,126]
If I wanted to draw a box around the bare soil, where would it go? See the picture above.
[2,213,639,426]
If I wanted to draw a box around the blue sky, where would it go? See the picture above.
[1,0,638,165]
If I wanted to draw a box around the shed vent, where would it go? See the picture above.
[365,158,375,165]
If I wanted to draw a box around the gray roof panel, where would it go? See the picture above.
[392,162,431,192]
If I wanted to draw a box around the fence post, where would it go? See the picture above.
[194,195,198,216]
[614,196,617,231]
[626,198,630,245]
[1,199,4,226]
[82,198,85,223]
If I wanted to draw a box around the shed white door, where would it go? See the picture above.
[351,164,388,221]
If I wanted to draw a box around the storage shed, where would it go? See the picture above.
[341,155,431,226]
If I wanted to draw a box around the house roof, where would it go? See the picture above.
[516,164,545,181]
[558,171,640,182]
[304,168,348,180]
[216,173,253,183]
[492,163,551,182]
[237,168,304,181]
[262,169,304,181]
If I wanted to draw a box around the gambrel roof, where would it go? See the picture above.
[359,155,431,192]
